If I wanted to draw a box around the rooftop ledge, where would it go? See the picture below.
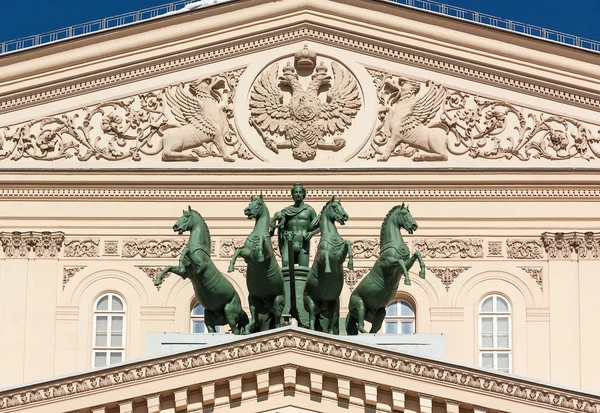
[0,0,598,56]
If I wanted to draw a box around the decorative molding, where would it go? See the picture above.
[3,26,599,117]
[62,266,86,289]
[4,188,600,201]
[103,241,119,256]
[428,267,470,291]
[413,239,483,258]
[506,239,544,259]
[0,329,597,412]
[136,266,168,291]
[249,46,361,161]
[487,241,503,257]
[0,231,65,258]
[519,267,543,291]
[122,239,185,258]
[63,238,99,257]
[343,268,369,291]
[541,232,600,259]
[219,239,245,258]
[351,239,379,259]
[0,70,250,163]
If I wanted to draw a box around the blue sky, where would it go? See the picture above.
[0,0,597,43]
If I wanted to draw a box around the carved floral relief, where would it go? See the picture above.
[0,69,251,163]
[360,69,600,163]
[413,239,484,259]
[249,45,362,161]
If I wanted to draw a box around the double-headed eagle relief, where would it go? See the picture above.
[249,45,362,161]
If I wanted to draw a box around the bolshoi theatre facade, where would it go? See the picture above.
[0,0,600,412]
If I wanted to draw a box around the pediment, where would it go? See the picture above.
[1,327,598,413]
[1,0,600,173]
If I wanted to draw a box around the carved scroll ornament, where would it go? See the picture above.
[249,45,361,161]
[413,239,483,259]
[361,69,600,163]
[428,267,470,291]
[64,239,100,257]
[0,70,251,163]
[506,239,544,259]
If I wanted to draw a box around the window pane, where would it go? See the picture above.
[384,321,398,334]
[192,304,205,316]
[97,296,109,311]
[94,352,107,368]
[481,334,493,348]
[95,332,108,347]
[400,321,413,334]
[497,317,509,333]
[192,321,206,333]
[110,352,122,365]
[481,353,494,369]
[496,297,509,313]
[497,353,510,370]
[111,296,124,311]
[497,333,509,349]
[481,317,493,333]
[95,316,108,346]
[96,316,108,331]
[481,296,493,312]
[400,301,414,317]
[111,316,123,333]
[111,332,123,347]
[386,301,398,317]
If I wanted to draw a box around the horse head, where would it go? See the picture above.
[173,205,199,235]
[394,203,418,234]
[324,196,349,226]
[244,193,265,220]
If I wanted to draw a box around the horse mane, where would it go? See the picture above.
[189,209,211,247]
[311,198,335,228]
[380,205,404,248]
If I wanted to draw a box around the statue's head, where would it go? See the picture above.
[393,203,418,234]
[291,183,306,203]
[244,193,265,220]
[173,205,197,235]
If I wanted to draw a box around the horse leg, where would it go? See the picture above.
[349,294,368,334]
[303,293,317,330]
[413,251,426,279]
[155,265,185,285]
[204,310,219,333]
[246,296,259,334]
[324,250,332,274]
[369,307,387,333]
[272,294,285,328]
[345,240,354,270]
[224,294,245,335]
[398,259,411,285]
[323,299,340,335]
[227,248,244,273]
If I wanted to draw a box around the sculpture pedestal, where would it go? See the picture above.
[282,265,310,328]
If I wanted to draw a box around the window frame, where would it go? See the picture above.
[92,292,126,368]
[381,298,416,335]
[478,294,512,374]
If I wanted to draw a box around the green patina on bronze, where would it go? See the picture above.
[303,196,354,334]
[269,183,319,268]
[155,206,249,335]
[346,204,426,335]
[228,194,286,333]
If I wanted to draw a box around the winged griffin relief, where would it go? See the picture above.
[0,69,252,162]
[249,45,362,161]
[360,69,600,162]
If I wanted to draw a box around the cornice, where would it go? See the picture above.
[2,22,600,116]
[0,328,597,412]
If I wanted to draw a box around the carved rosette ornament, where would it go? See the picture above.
[413,239,483,258]
[360,69,600,162]
[0,231,65,258]
[0,69,251,163]
[249,44,362,161]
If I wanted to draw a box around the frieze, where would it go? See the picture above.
[136,266,168,291]
[0,330,597,413]
[428,267,470,291]
[487,241,503,257]
[122,239,185,258]
[0,69,250,163]
[360,70,600,163]
[103,241,119,256]
[541,232,600,259]
[413,239,483,259]
[62,266,86,290]
[219,239,245,258]
[506,239,544,259]
[63,238,100,257]
[0,231,65,258]
[351,239,380,259]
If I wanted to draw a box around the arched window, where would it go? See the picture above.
[93,293,125,368]
[191,302,220,333]
[479,294,511,373]
[382,299,416,334]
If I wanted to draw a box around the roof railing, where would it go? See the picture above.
[0,0,598,55]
